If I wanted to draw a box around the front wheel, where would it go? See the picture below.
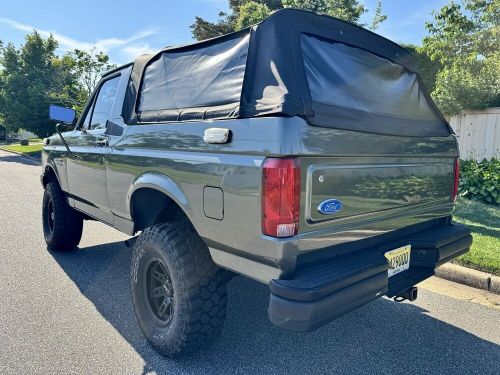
[42,181,83,251]
[131,222,230,357]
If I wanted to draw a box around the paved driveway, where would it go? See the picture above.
[0,149,499,374]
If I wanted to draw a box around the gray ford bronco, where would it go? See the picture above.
[41,9,471,356]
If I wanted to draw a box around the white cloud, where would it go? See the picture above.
[94,29,158,52]
[121,43,156,61]
[0,17,89,50]
[0,17,158,63]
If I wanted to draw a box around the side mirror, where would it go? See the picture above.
[49,105,76,124]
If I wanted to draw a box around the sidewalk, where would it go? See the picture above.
[418,276,500,310]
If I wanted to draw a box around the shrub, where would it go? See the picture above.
[459,158,500,205]
[20,139,29,146]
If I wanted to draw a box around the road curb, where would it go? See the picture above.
[0,147,41,164]
[436,263,499,295]
[490,276,500,295]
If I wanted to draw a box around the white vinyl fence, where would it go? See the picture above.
[448,107,500,161]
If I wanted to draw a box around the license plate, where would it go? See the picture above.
[384,245,411,277]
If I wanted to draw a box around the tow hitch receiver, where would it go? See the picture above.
[394,286,418,302]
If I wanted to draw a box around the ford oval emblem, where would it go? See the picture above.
[317,199,343,214]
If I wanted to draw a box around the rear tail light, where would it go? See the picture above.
[262,157,300,237]
[452,159,460,202]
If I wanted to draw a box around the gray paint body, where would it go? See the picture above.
[42,67,458,283]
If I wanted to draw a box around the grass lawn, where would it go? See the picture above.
[453,198,500,276]
[1,142,43,157]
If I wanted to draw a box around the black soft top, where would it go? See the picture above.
[122,8,451,137]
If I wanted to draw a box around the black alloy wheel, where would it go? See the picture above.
[146,259,174,324]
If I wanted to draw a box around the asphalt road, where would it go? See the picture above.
[0,149,499,375]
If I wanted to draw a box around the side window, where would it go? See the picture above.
[81,98,94,129]
[88,76,120,130]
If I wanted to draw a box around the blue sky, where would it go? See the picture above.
[0,0,448,64]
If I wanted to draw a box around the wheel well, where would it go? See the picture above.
[42,166,58,187]
[131,188,188,232]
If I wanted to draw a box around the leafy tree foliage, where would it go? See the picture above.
[0,32,114,137]
[191,1,281,40]
[423,0,500,114]
[432,53,500,114]
[51,54,86,112]
[70,48,116,99]
[0,32,61,137]
[369,1,387,30]
[282,0,366,23]
[402,44,442,93]
[191,13,235,41]
[236,1,272,29]
[191,0,387,40]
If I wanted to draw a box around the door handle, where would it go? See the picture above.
[96,136,109,147]
[203,128,231,144]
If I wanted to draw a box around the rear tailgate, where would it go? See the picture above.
[296,126,459,244]
[304,158,453,225]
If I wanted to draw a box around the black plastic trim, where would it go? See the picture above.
[407,223,471,249]
[268,222,471,331]
[269,272,387,332]
[270,248,387,302]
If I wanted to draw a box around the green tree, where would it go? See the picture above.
[402,44,442,93]
[0,39,7,129]
[0,42,23,133]
[70,48,116,99]
[432,52,500,114]
[369,1,387,30]
[191,0,387,40]
[191,1,282,41]
[423,0,500,114]
[0,32,114,137]
[282,0,366,23]
[236,1,272,29]
[0,32,59,137]
[191,13,235,41]
[51,53,86,113]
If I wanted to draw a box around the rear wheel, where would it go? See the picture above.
[131,222,230,357]
[42,181,83,251]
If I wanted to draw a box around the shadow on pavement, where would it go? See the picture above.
[0,152,40,166]
[51,241,500,375]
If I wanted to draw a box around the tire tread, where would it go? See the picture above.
[42,181,83,251]
[132,222,230,356]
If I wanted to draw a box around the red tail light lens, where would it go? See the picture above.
[452,159,460,202]
[262,158,300,237]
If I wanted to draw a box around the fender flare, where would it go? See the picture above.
[127,172,194,225]
[41,163,62,188]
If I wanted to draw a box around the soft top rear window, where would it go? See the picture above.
[300,33,450,136]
